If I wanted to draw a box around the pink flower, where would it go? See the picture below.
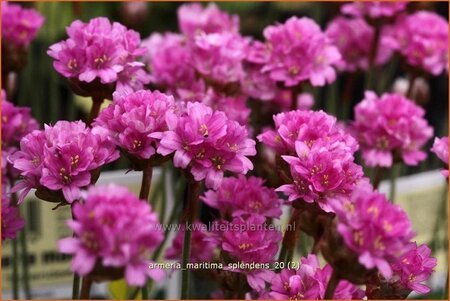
[325,17,393,71]
[241,63,278,101]
[262,17,341,87]
[141,32,196,92]
[177,3,239,38]
[216,214,281,291]
[351,91,433,167]
[48,17,149,92]
[269,254,364,299]
[203,90,250,125]
[58,184,164,286]
[331,184,415,279]
[386,11,449,75]
[297,93,315,110]
[1,194,25,241]
[201,175,283,218]
[1,90,39,148]
[1,2,44,47]
[341,1,408,19]
[11,121,119,203]
[158,102,256,189]
[431,136,448,177]
[191,31,248,84]
[390,242,437,294]
[94,90,176,161]
[165,221,217,263]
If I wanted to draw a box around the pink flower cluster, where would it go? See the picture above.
[1,2,45,47]
[58,184,164,286]
[390,242,437,294]
[1,194,25,241]
[94,90,176,160]
[216,214,282,291]
[158,102,256,189]
[341,1,408,19]
[165,221,217,263]
[431,136,448,177]
[48,17,150,93]
[177,3,239,38]
[2,90,39,148]
[201,175,282,218]
[352,91,433,167]
[259,110,363,212]
[387,11,449,76]
[325,16,393,72]
[261,17,341,87]
[331,184,415,278]
[268,254,364,299]
[11,121,119,203]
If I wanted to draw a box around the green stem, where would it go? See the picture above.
[160,166,167,224]
[87,96,103,126]
[389,164,401,203]
[79,277,93,299]
[12,238,19,299]
[19,227,31,298]
[127,287,140,299]
[324,269,339,299]
[72,274,80,300]
[278,209,301,267]
[141,284,149,299]
[139,162,153,200]
[372,166,385,189]
[181,180,201,300]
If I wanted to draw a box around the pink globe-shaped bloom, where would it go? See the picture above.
[326,16,393,72]
[1,90,39,148]
[390,242,437,294]
[1,2,45,46]
[262,17,341,87]
[215,214,282,291]
[11,121,119,203]
[93,90,177,160]
[386,11,448,75]
[141,32,196,92]
[191,31,248,85]
[47,17,149,92]
[58,184,164,286]
[1,194,25,241]
[341,1,408,19]
[165,221,217,263]
[203,90,250,126]
[177,3,239,38]
[157,102,256,189]
[431,136,449,177]
[352,91,433,167]
[269,254,364,299]
[331,184,415,279]
[201,175,283,218]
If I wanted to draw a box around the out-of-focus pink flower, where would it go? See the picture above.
[431,136,448,177]
[262,17,341,87]
[1,194,25,241]
[11,121,119,203]
[1,2,44,47]
[297,93,315,110]
[351,91,433,167]
[165,221,217,263]
[268,254,364,299]
[141,32,195,92]
[203,90,250,125]
[58,184,164,286]
[386,11,448,75]
[94,90,176,161]
[216,214,281,291]
[201,175,282,218]
[341,1,408,19]
[389,242,437,294]
[331,184,415,279]
[1,90,39,148]
[241,63,278,101]
[48,17,149,92]
[177,3,239,38]
[326,17,393,71]
[158,102,256,189]
[191,32,248,84]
